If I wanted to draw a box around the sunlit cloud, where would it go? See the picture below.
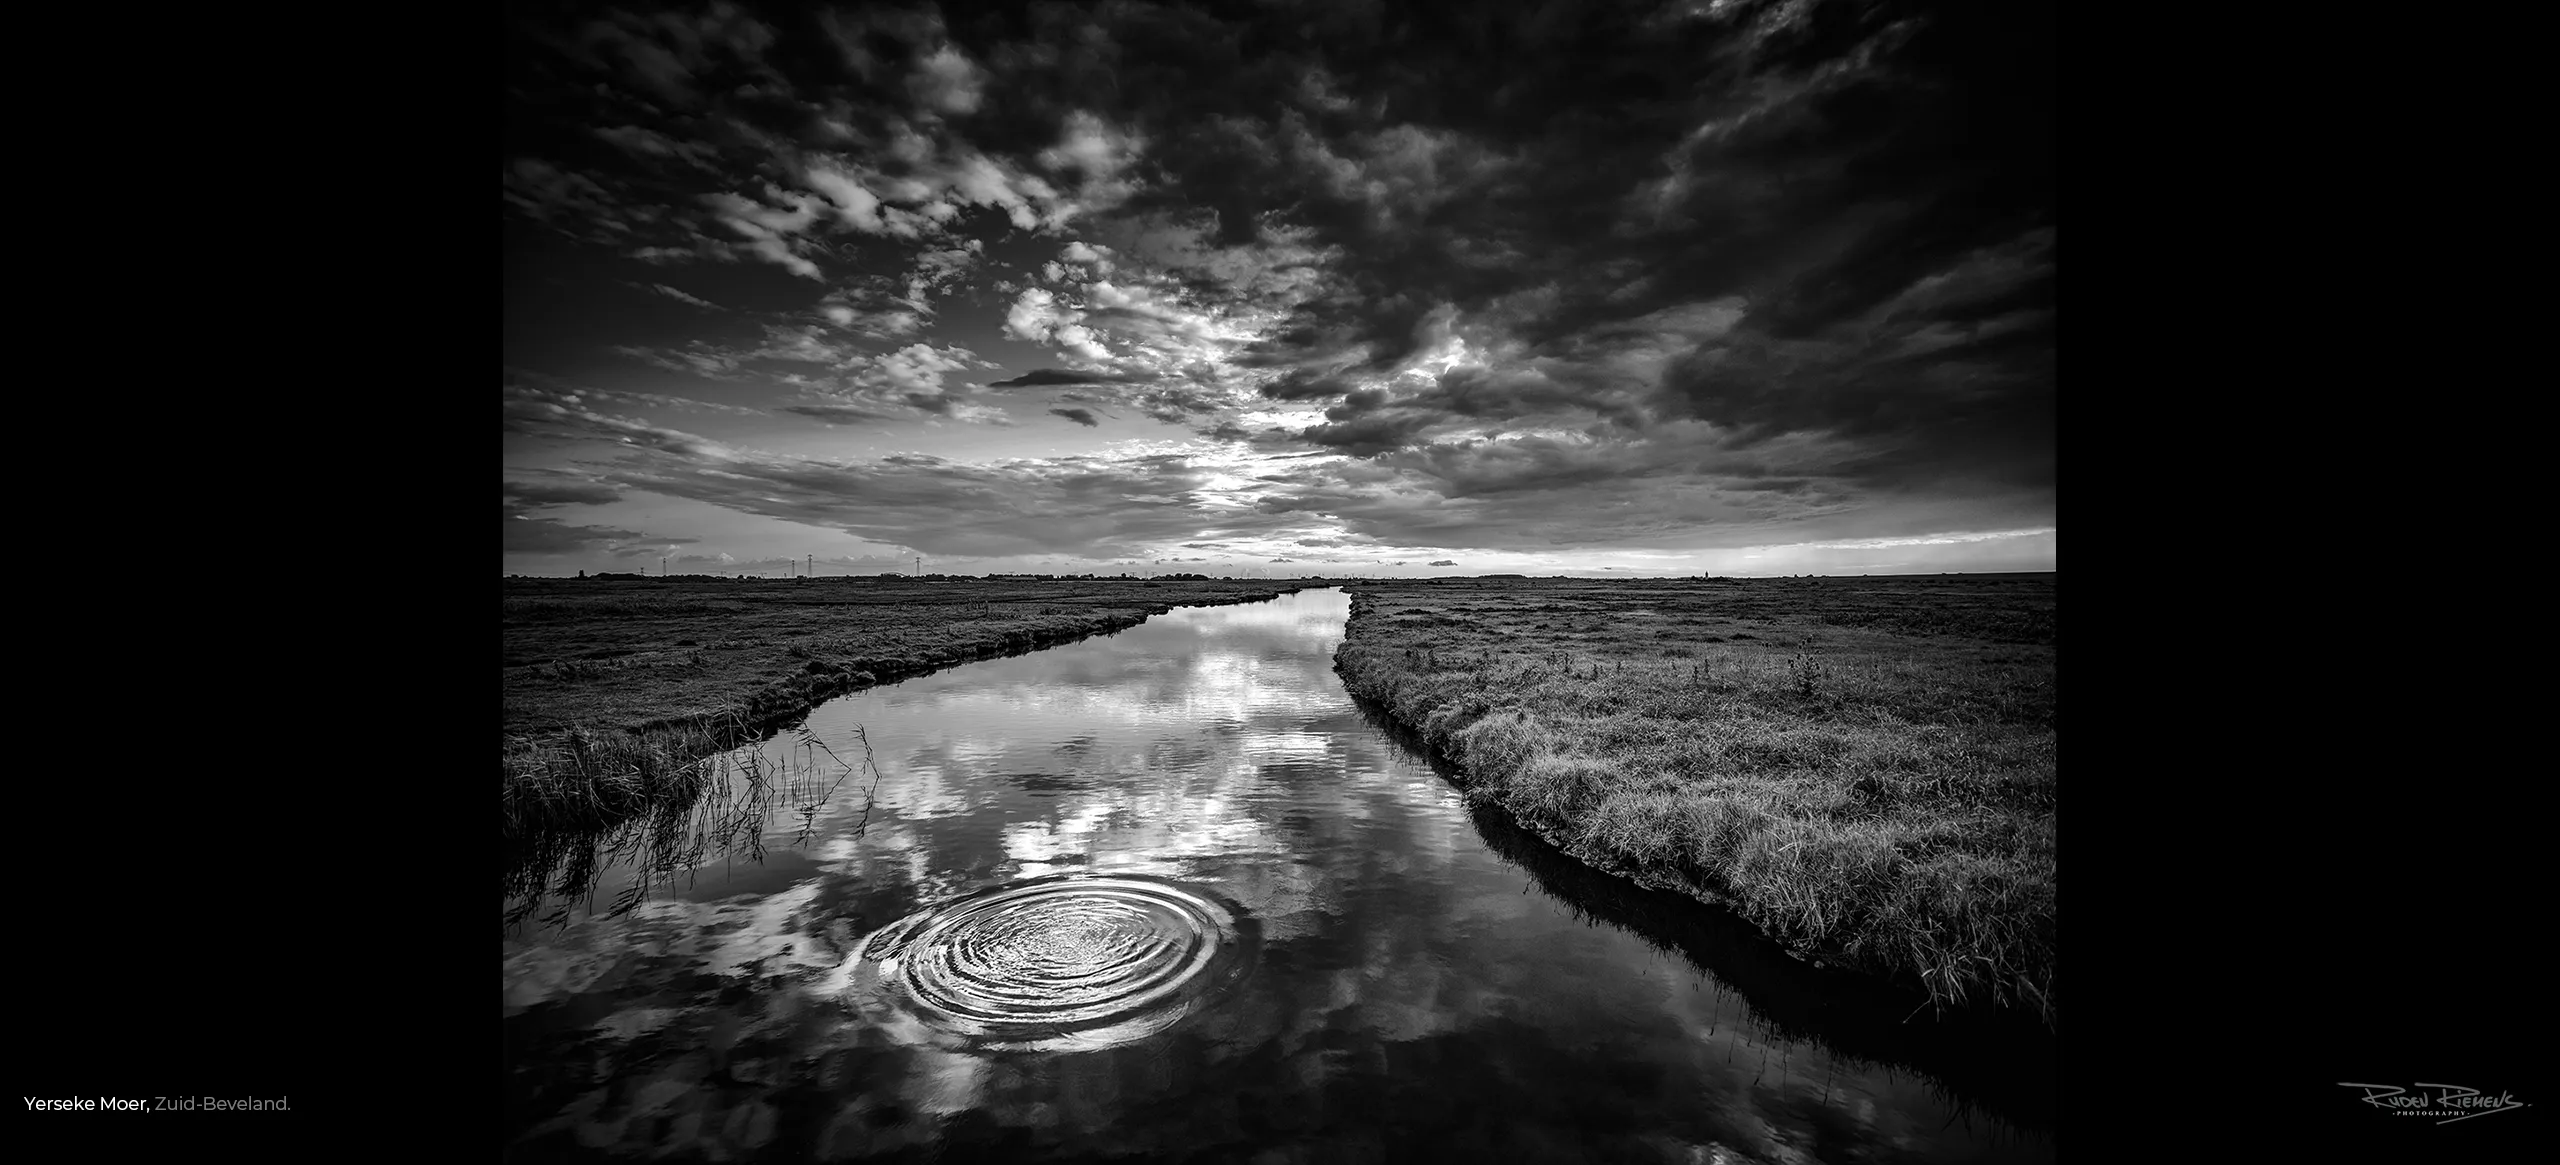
[506,0,2053,576]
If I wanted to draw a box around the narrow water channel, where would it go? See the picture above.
[503,588,2056,1163]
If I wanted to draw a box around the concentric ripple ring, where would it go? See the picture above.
[847,873,1257,1052]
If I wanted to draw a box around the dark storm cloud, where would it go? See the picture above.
[1300,410,1437,458]
[1650,228,2056,490]
[1057,0,2046,501]
[507,0,2052,558]
[627,280,725,309]
[979,0,2053,484]
[1227,424,2020,554]
[501,159,622,232]
[504,515,691,555]
[1049,406,1100,426]
[989,368,1135,387]
[549,1,786,110]
[594,125,725,171]
[1138,387,1222,425]
[1258,368,1359,402]
[781,403,900,425]
[1428,559,1455,566]
[502,480,624,513]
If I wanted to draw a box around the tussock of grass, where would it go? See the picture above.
[1335,575,2057,1029]
[505,725,888,930]
[502,716,739,837]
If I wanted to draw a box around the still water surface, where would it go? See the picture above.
[503,589,2054,1163]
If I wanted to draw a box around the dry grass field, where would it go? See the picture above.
[1331,574,2056,1027]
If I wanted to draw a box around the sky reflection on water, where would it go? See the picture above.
[503,589,2054,1163]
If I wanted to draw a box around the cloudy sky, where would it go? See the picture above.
[503,0,2053,578]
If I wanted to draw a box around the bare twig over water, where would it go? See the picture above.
[789,724,884,846]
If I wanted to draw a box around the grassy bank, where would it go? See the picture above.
[1332,575,2055,1027]
[507,724,886,930]
[503,576,1301,835]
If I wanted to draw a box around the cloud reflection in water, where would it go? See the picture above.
[503,590,2051,1163]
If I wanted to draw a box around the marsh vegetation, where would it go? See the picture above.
[504,724,886,932]
[1332,574,2057,1028]
[502,576,1301,835]
[503,588,2053,1161]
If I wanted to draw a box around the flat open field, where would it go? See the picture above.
[502,576,1303,831]
[1332,574,2056,1027]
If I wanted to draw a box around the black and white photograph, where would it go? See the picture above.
[502,1,2061,1160]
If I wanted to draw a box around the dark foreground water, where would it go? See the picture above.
[503,589,2056,1163]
